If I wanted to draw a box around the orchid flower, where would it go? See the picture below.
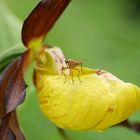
[0,0,140,140]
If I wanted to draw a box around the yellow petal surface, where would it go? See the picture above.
[35,67,140,131]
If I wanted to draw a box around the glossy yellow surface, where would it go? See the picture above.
[35,67,140,131]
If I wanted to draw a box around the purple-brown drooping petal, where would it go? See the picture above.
[0,111,25,140]
[0,112,12,140]
[0,50,31,118]
[22,0,71,47]
[9,111,25,140]
[0,50,31,140]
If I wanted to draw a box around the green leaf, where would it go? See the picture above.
[3,0,39,20]
[0,1,22,51]
[0,47,25,73]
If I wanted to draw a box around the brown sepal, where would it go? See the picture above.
[9,111,25,140]
[0,112,12,140]
[0,50,31,118]
[0,111,25,140]
[22,0,71,47]
[0,50,31,140]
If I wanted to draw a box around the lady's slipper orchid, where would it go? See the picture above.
[0,0,70,139]
[35,47,140,131]
[0,0,140,140]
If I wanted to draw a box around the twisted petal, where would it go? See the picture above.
[0,50,31,140]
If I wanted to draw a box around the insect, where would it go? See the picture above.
[61,58,85,84]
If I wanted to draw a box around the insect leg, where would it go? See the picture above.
[73,68,82,83]
[70,69,74,85]
[64,73,67,84]
[58,67,66,79]
[80,63,85,74]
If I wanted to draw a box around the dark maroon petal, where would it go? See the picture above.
[0,59,19,117]
[9,111,25,140]
[0,111,25,140]
[0,112,12,140]
[5,128,16,140]
[0,50,31,118]
[22,0,71,47]
[0,50,31,140]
